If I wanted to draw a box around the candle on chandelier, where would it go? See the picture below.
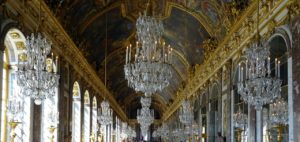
[275,58,278,77]
[126,46,128,64]
[170,47,173,63]
[129,44,132,62]
[51,53,54,72]
[267,57,270,76]
[135,42,139,62]
[241,67,244,82]
[245,60,248,79]
[168,45,171,62]
[165,53,167,63]
[278,60,280,78]
[163,42,165,62]
[55,56,58,73]
[238,63,241,82]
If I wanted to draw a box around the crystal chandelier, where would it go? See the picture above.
[237,41,282,110]
[269,97,288,125]
[237,0,282,110]
[172,126,186,141]
[179,100,194,125]
[17,33,60,105]
[124,12,173,96]
[127,127,136,139]
[137,97,154,138]
[233,107,247,128]
[98,100,113,126]
[121,122,136,140]
[153,123,169,139]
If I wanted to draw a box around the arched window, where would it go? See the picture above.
[72,82,81,142]
[83,91,90,142]
[92,97,97,140]
[233,62,248,142]
[0,28,32,142]
[265,36,289,141]
[41,72,58,141]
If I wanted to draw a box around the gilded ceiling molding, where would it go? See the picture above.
[164,2,214,37]
[6,0,129,121]
[161,0,293,122]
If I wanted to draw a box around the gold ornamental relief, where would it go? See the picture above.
[203,37,218,60]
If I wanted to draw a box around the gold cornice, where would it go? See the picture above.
[6,0,128,121]
[161,0,292,122]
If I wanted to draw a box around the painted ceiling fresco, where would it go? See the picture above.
[44,0,251,118]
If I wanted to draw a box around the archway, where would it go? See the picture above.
[0,28,32,142]
[83,90,90,142]
[92,96,98,140]
[72,82,81,142]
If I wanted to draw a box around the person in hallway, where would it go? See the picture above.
[216,132,224,142]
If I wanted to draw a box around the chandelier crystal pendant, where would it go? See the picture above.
[233,107,247,128]
[124,12,173,96]
[98,100,113,126]
[179,99,194,125]
[137,97,154,138]
[237,42,282,110]
[17,33,60,105]
[269,97,288,125]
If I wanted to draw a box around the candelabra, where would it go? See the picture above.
[7,98,23,122]
[17,33,60,105]
[269,97,288,142]
[48,126,56,142]
[179,100,194,125]
[9,121,20,142]
[269,97,288,125]
[48,109,59,142]
[153,123,169,139]
[124,12,173,97]
[233,107,247,128]
[233,107,247,142]
[7,96,23,142]
[172,126,185,141]
[98,100,113,126]
[121,122,136,141]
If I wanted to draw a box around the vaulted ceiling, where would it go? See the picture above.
[44,0,249,118]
